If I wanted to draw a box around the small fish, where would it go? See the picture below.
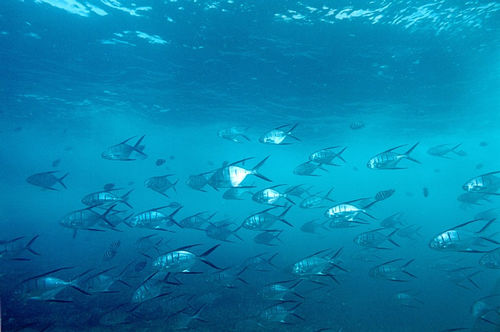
[367,143,420,170]
[51,159,61,167]
[375,189,395,201]
[156,158,166,166]
[479,248,500,269]
[26,171,68,191]
[103,183,115,191]
[254,230,283,246]
[223,187,253,200]
[152,244,221,272]
[187,173,210,192]
[252,185,295,206]
[463,171,500,193]
[380,212,405,228]
[476,163,484,170]
[427,143,463,158]
[294,161,328,176]
[103,240,121,261]
[300,219,327,234]
[218,127,250,143]
[423,187,429,197]
[242,206,293,231]
[479,141,488,147]
[350,121,365,130]
[208,157,271,189]
[309,146,347,166]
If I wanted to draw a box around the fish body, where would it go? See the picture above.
[325,203,364,220]
[208,157,270,189]
[480,248,500,269]
[101,135,147,161]
[293,161,327,176]
[259,124,299,145]
[429,219,498,252]
[145,175,178,197]
[427,143,462,158]
[26,171,68,190]
[367,143,419,170]
[463,171,500,193]
[242,207,291,231]
[223,187,253,200]
[309,146,347,165]
[369,259,416,282]
[354,228,399,249]
[218,127,250,143]
[81,190,132,208]
[186,173,210,192]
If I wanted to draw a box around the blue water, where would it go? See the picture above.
[1,0,500,331]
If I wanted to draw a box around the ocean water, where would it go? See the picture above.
[1,0,500,331]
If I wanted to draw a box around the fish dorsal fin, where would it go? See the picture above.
[342,197,370,205]
[275,124,291,130]
[229,157,254,167]
[172,244,201,252]
[302,248,330,260]
[374,258,402,269]
[119,136,136,145]
[451,219,483,230]
[382,144,407,153]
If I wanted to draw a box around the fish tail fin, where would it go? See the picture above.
[200,244,220,258]
[451,143,462,153]
[58,173,69,189]
[336,146,347,162]
[25,235,41,256]
[404,142,420,163]
[133,135,147,156]
[267,252,279,268]
[287,123,300,141]
[252,155,272,182]
[121,189,134,208]
[172,179,179,192]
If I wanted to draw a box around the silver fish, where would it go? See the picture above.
[0,235,39,260]
[59,205,116,237]
[463,171,500,193]
[480,248,500,269]
[380,212,405,228]
[300,187,334,209]
[180,212,216,229]
[429,218,499,252]
[259,124,300,145]
[205,220,242,242]
[101,135,147,161]
[186,173,210,192]
[208,156,271,189]
[128,206,182,231]
[81,189,133,208]
[254,230,283,246]
[252,184,295,206]
[223,187,253,200]
[291,248,346,282]
[367,143,420,170]
[309,146,347,165]
[152,244,220,272]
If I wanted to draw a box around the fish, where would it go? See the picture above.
[103,240,121,261]
[392,291,424,308]
[429,218,499,252]
[26,171,68,190]
[127,206,182,231]
[479,248,500,269]
[208,156,271,189]
[471,294,500,326]
[18,267,90,301]
[252,184,295,206]
[457,192,492,207]
[324,199,376,222]
[217,127,250,143]
[354,228,400,250]
[103,183,115,191]
[254,230,283,246]
[155,158,166,166]
[222,187,254,200]
[59,205,117,238]
[135,260,147,272]
[350,121,365,130]
[427,143,463,158]
[463,171,500,193]
[308,146,347,166]
[51,159,61,167]
[300,188,335,209]
[260,302,304,324]
[375,189,395,201]
[396,224,423,240]
[423,187,429,197]
[291,248,346,283]
[205,221,242,243]
[0,235,40,260]
[300,219,328,234]
[262,280,303,301]
[259,124,300,145]
[144,174,178,197]
[180,211,217,229]
[293,161,328,176]
[367,143,420,170]
[101,135,147,161]
[241,206,293,231]
[152,244,221,273]
[285,184,313,198]
[380,212,405,228]
[186,173,210,192]
[81,189,133,208]
[369,258,417,282]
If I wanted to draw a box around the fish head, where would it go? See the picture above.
[462,180,477,192]
[366,158,377,169]
[428,234,444,250]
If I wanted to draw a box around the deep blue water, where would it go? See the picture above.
[1,0,500,331]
